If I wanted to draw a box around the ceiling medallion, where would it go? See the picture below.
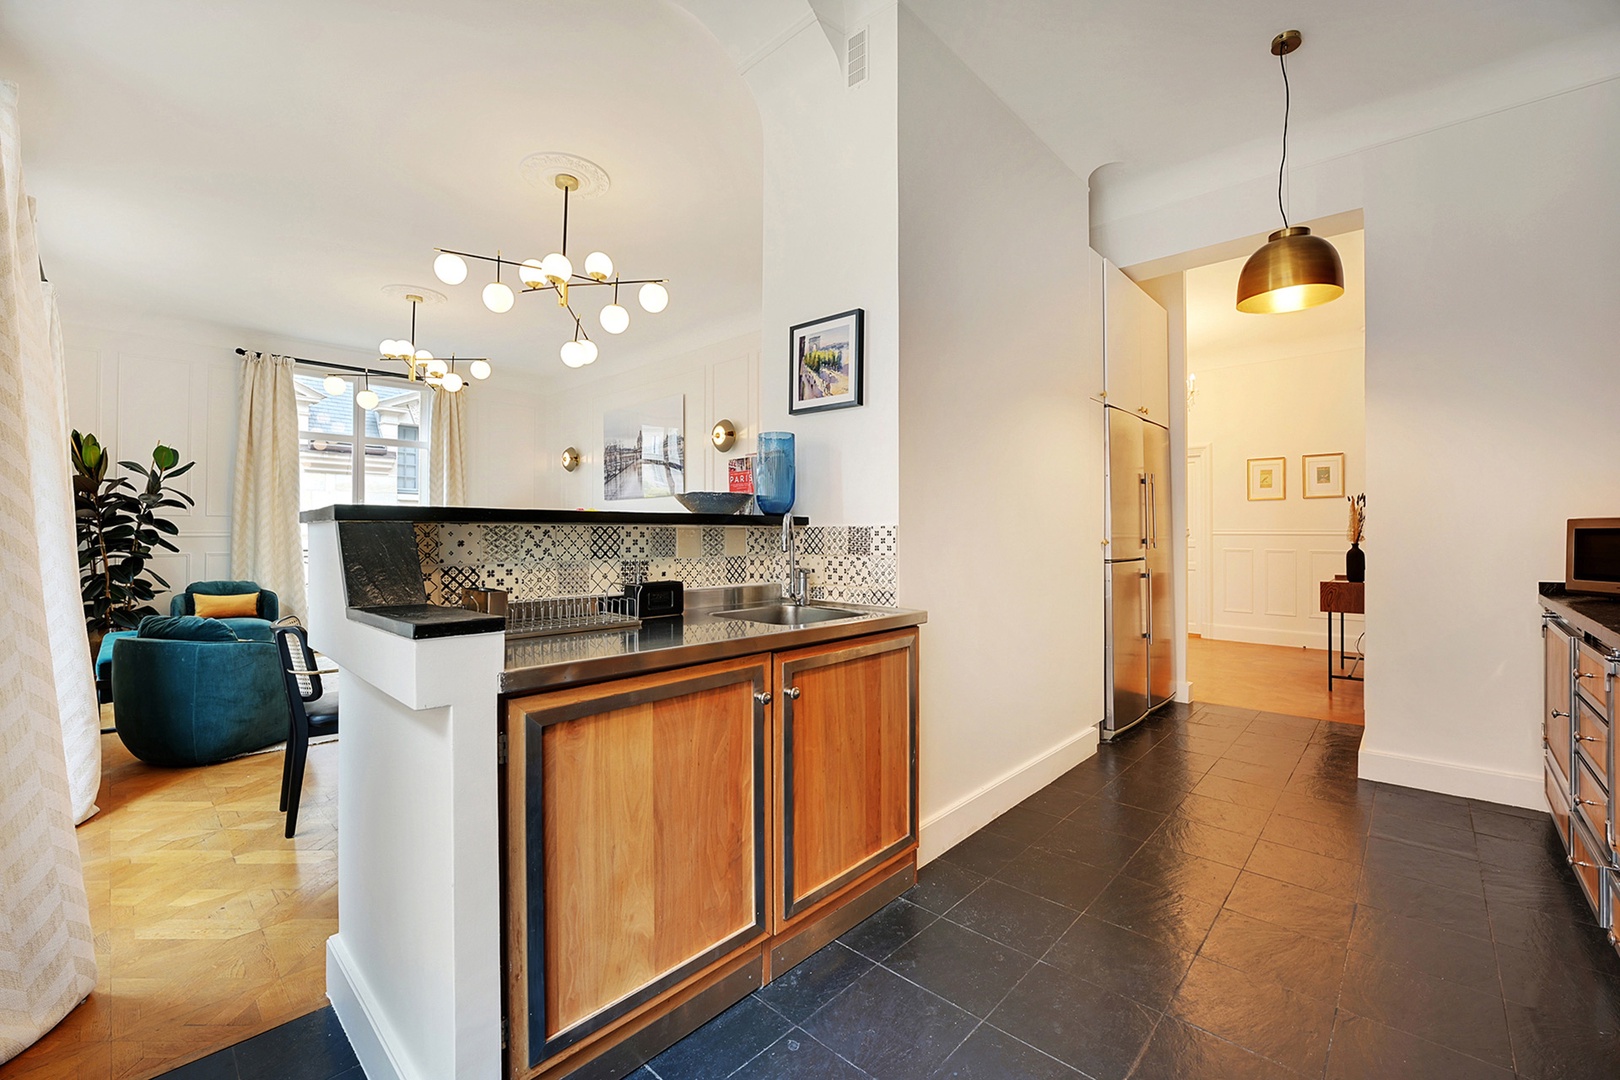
[519,152,611,199]
[1235,29,1345,315]
[432,160,669,370]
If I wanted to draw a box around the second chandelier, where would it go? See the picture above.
[431,172,670,369]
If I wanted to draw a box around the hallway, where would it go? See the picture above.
[1188,637,1363,725]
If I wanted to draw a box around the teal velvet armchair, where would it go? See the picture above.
[111,616,288,767]
[169,579,280,620]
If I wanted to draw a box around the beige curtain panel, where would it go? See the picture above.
[0,79,97,1065]
[428,384,467,506]
[230,352,307,622]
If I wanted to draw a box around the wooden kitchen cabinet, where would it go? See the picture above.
[1547,615,1575,791]
[502,657,770,1078]
[774,630,918,923]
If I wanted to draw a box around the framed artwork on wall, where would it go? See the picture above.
[1247,457,1286,501]
[1302,452,1346,499]
[603,394,685,500]
[789,308,864,414]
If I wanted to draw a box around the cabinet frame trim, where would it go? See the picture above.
[506,662,771,1072]
[779,633,919,920]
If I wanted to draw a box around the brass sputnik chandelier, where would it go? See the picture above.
[430,168,670,369]
[377,293,491,394]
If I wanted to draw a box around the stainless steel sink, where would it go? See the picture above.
[713,602,866,626]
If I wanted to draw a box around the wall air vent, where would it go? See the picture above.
[847,27,868,89]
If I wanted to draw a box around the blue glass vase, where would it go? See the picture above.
[755,432,796,516]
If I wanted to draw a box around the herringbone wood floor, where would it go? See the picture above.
[2,715,338,1080]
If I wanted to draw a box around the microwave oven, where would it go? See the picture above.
[1567,518,1620,595]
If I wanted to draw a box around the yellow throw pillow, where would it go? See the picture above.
[193,592,260,619]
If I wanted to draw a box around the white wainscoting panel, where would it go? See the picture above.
[1222,548,1254,614]
[1210,530,1365,647]
[1264,549,1299,617]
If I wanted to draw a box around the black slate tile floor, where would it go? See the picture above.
[154,701,1620,1079]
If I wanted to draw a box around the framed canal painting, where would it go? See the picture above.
[603,394,685,501]
[789,308,864,415]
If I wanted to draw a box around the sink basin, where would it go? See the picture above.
[713,603,866,626]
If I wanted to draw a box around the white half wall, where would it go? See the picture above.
[539,332,760,512]
[1094,75,1620,809]
[897,8,1104,850]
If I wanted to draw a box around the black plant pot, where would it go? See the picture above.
[1346,542,1365,583]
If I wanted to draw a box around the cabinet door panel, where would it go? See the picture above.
[505,658,768,1071]
[778,631,917,920]
[1547,620,1575,786]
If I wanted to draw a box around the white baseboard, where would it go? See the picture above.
[328,935,409,1080]
[1175,681,1193,704]
[1358,746,1544,811]
[918,725,1100,865]
[1208,622,1363,651]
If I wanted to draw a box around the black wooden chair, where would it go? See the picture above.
[274,625,339,838]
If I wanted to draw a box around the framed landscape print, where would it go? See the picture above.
[1247,457,1286,501]
[603,394,685,501]
[789,308,864,414]
[1302,452,1346,499]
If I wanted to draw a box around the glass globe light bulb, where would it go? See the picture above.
[580,339,599,365]
[378,338,393,356]
[433,252,468,285]
[599,303,630,335]
[584,251,613,281]
[541,252,573,284]
[414,349,433,362]
[638,282,669,313]
[441,372,464,393]
[469,359,492,380]
[322,375,346,396]
[519,259,547,288]
[483,281,515,313]
[560,340,588,368]
[356,388,380,410]
[425,359,449,379]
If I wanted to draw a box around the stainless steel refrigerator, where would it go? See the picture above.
[1104,405,1174,738]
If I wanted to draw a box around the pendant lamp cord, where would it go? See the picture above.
[1277,48,1291,229]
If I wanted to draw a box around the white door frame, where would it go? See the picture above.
[1186,443,1213,637]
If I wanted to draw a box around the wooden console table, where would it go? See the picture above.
[1320,578,1364,691]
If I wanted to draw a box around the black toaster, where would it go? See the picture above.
[625,580,684,619]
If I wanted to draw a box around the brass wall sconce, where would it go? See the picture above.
[560,447,581,472]
[711,420,737,452]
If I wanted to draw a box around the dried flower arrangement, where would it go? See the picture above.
[1347,493,1367,543]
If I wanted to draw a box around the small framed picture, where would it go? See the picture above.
[1302,452,1346,499]
[789,308,864,414]
[1248,457,1286,501]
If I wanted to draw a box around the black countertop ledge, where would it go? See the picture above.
[302,503,809,527]
[1541,582,1620,653]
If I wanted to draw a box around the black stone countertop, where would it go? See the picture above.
[501,602,927,695]
[1540,582,1620,654]
[302,503,809,527]
[349,604,508,640]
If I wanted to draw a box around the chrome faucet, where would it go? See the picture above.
[781,515,809,605]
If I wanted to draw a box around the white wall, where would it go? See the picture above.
[62,305,546,609]
[538,332,760,511]
[1095,76,1620,808]
[744,8,900,525]
[896,8,1103,859]
[1187,346,1366,648]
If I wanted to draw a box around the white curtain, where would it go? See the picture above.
[230,352,306,622]
[428,385,467,506]
[0,79,97,1064]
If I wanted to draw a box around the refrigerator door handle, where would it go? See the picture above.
[1142,568,1151,640]
[1138,474,1148,548]
[1148,474,1157,548]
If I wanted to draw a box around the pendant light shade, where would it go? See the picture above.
[1237,30,1344,315]
[1235,226,1345,314]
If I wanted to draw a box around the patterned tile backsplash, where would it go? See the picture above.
[415,522,898,608]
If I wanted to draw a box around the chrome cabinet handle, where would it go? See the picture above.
[784,686,801,700]
[1574,797,1604,807]
[1552,710,1571,718]
[754,692,772,705]
[1578,672,1597,680]
[1576,734,1601,743]
[1570,855,1603,870]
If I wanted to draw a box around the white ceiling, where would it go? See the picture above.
[4,1,1613,386]
[1183,229,1365,372]
[0,0,763,383]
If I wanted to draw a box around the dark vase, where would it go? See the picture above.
[1346,542,1365,583]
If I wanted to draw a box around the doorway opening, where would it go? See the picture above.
[1146,226,1366,725]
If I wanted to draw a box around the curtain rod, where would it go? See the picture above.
[234,348,488,381]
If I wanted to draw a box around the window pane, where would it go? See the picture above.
[296,374,355,437]
[369,384,428,442]
[362,444,424,505]
[300,438,356,511]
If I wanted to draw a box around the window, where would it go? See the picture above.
[295,375,432,519]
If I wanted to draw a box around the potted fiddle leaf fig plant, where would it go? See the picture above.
[72,431,195,649]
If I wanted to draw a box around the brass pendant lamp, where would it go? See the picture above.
[1236,30,1345,314]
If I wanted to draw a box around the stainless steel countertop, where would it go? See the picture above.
[500,584,926,695]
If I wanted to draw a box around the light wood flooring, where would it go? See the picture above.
[3,717,338,1080]
[1186,635,1364,725]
